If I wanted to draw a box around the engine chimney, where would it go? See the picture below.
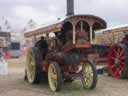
[66,0,74,16]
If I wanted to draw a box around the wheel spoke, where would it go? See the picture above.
[112,48,117,54]
[120,62,125,65]
[117,47,121,54]
[111,57,115,60]
[120,56,125,60]
[115,66,122,75]
[85,66,90,73]
[111,65,116,68]
[113,69,119,76]
[119,50,124,58]
[119,66,123,71]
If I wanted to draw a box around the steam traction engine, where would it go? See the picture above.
[95,26,128,79]
[106,27,128,79]
[24,0,107,91]
[24,15,107,91]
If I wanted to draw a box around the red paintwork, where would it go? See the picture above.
[62,65,79,72]
[62,43,92,52]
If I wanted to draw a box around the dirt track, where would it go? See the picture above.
[0,57,128,96]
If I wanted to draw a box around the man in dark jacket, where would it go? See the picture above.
[35,36,48,59]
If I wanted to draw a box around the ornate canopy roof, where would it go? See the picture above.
[24,15,107,38]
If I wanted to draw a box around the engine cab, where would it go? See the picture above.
[55,15,107,52]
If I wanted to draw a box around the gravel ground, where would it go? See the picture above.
[0,57,128,96]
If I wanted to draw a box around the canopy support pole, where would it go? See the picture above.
[90,25,93,44]
[73,25,76,44]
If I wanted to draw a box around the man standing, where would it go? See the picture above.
[35,36,48,60]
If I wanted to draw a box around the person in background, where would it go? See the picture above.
[0,48,4,60]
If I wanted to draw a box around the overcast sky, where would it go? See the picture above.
[0,0,128,32]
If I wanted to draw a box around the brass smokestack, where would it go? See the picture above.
[66,0,74,16]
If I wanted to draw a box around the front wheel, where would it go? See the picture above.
[81,61,97,89]
[48,62,62,91]
[26,47,41,84]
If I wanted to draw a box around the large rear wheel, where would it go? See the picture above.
[48,62,62,91]
[108,44,128,79]
[81,61,97,89]
[26,47,42,84]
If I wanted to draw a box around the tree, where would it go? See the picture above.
[22,19,37,33]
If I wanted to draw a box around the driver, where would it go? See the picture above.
[35,36,48,59]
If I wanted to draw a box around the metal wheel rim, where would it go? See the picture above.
[82,62,93,89]
[108,45,125,78]
[26,49,36,83]
[48,64,57,91]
